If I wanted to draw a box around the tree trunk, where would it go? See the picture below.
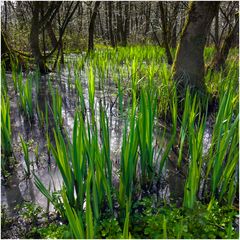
[108,1,115,47]
[172,2,219,92]
[210,13,238,71]
[159,2,173,65]
[98,11,105,42]
[145,3,151,35]
[88,1,101,52]
[116,2,124,45]
[122,2,130,46]
[29,2,49,74]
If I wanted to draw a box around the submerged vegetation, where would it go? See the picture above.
[1,1,239,239]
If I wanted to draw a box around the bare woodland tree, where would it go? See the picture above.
[1,1,238,84]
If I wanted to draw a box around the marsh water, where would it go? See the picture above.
[1,59,213,216]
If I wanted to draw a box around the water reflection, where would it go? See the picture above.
[2,63,212,216]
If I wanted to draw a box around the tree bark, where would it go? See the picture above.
[88,1,101,52]
[116,2,124,45]
[30,2,50,73]
[145,3,151,35]
[122,2,130,46]
[172,2,220,92]
[108,1,115,47]
[170,2,180,48]
[159,2,173,65]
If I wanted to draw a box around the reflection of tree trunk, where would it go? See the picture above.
[159,2,173,65]
[108,1,115,47]
[172,2,219,92]
[211,14,238,71]
[88,1,101,52]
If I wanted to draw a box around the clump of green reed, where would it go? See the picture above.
[123,199,131,238]
[159,85,177,174]
[181,80,238,208]
[1,61,8,93]
[1,93,12,159]
[19,75,34,121]
[177,89,191,167]
[88,65,95,112]
[119,107,138,210]
[36,104,44,129]
[183,93,206,209]
[19,135,31,177]
[137,88,156,188]
[205,83,238,204]
[61,188,85,238]
[35,110,113,238]
[75,74,86,116]
[100,105,112,189]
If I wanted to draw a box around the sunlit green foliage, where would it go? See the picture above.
[1,94,12,159]
[10,45,236,239]
[19,75,34,120]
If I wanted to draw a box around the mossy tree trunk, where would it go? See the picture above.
[1,32,25,71]
[159,2,173,65]
[172,2,220,92]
